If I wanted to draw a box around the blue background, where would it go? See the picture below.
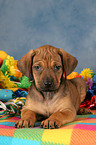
[0,0,96,73]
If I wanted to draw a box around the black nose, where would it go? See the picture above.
[44,80,52,87]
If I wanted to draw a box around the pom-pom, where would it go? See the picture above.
[0,71,17,89]
[5,55,17,76]
[86,77,93,90]
[80,68,93,81]
[16,76,31,88]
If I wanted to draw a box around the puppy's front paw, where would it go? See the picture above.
[15,119,35,128]
[40,119,61,129]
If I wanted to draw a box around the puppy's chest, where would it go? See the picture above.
[29,94,66,117]
[39,92,62,116]
[36,98,62,117]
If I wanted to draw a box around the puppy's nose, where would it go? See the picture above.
[44,80,52,87]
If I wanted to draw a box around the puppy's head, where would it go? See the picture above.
[17,45,78,92]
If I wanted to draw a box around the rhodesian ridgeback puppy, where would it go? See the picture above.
[15,45,88,129]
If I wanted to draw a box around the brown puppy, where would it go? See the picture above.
[15,45,87,129]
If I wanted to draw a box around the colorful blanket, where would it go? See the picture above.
[0,114,96,145]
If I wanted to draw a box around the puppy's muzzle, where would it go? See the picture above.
[44,80,53,88]
[42,77,54,91]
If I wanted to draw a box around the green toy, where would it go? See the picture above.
[16,76,31,88]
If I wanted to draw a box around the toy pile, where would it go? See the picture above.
[0,51,96,119]
[0,51,31,119]
[67,69,96,110]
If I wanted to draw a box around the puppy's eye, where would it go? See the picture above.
[34,66,41,71]
[54,66,61,70]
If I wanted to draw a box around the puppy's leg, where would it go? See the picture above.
[15,109,36,128]
[41,109,76,129]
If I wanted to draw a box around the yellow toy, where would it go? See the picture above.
[0,51,22,89]
[0,51,8,60]
[80,68,93,81]
[0,71,17,88]
[0,51,22,79]
[67,72,79,79]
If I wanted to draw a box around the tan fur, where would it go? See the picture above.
[15,45,87,129]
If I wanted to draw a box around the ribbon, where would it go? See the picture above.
[80,95,96,109]
[0,97,26,120]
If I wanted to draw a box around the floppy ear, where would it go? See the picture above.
[59,48,78,76]
[17,50,35,81]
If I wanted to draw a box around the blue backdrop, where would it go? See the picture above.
[0,0,96,73]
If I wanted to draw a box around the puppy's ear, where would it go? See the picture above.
[17,50,35,81]
[59,48,78,76]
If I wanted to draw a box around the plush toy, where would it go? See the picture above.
[0,89,15,101]
[0,89,27,102]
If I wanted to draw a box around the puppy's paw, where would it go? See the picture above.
[77,108,92,115]
[15,119,35,128]
[40,119,61,129]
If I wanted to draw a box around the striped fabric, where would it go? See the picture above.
[0,114,96,145]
